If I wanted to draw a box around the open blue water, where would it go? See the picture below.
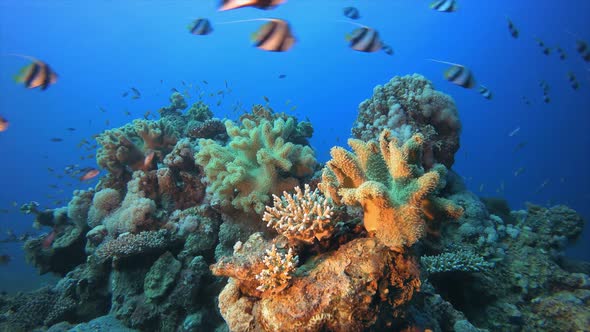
[1,0,589,293]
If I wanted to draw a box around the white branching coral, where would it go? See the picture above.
[263,184,335,244]
[256,246,298,292]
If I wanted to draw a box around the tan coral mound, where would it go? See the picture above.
[215,236,420,332]
[320,129,463,250]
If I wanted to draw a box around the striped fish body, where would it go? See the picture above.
[343,7,360,20]
[189,19,213,35]
[219,0,286,11]
[15,61,58,90]
[252,19,295,52]
[430,0,457,12]
[348,27,382,52]
[444,65,475,88]
[478,85,492,100]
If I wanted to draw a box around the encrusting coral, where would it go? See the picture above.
[320,129,463,250]
[195,117,317,214]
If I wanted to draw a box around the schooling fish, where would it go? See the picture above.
[444,65,475,88]
[506,17,519,38]
[343,6,360,20]
[478,85,492,99]
[428,59,476,88]
[251,19,296,52]
[346,26,383,52]
[556,47,567,60]
[567,72,579,90]
[0,115,8,132]
[188,18,213,35]
[14,59,58,90]
[430,0,457,12]
[219,0,286,11]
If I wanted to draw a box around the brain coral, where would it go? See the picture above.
[352,74,461,169]
[320,129,463,250]
[195,117,317,215]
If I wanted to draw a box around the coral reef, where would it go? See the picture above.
[320,129,463,250]
[352,74,461,168]
[9,75,589,332]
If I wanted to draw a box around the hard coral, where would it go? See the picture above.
[352,74,461,169]
[263,184,335,244]
[195,117,317,214]
[320,129,463,250]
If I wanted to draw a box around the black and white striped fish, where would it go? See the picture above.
[188,18,213,35]
[251,19,295,52]
[430,0,457,12]
[346,27,382,52]
[219,0,286,11]
[444,65,476,88]
[478,85,492,100]
[14,60,57,90]
[343,7,360,20]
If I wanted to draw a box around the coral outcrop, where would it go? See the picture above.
[352,74,461,168]
[320,129,463,250]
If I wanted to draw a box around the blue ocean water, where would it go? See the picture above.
[0,0,589,294]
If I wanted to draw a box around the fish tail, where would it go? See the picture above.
[427,58,464,67]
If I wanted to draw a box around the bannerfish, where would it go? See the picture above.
[346,26,382,52]
[14,60,58,90]
[479,85,492,99]
[0,115,8,132]
[430,0,457,12]
[444,65,476,88]
[251,19,296,52]
[343,7,360,20]
[219,0,286,11]
[506,17,519,38]
[188,18,213,35]
[382,44,394,55]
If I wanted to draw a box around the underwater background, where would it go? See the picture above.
[0,0,589,329]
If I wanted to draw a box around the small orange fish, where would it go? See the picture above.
[0,115,9,132]
[143,151,155,170]
[80,168,100,181]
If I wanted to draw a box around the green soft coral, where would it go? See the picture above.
[195,117,316,214]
